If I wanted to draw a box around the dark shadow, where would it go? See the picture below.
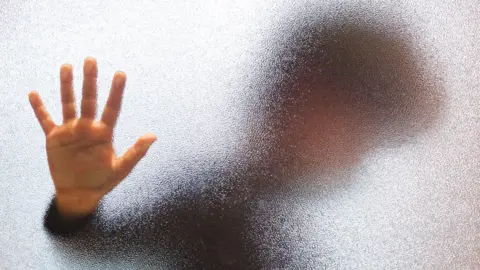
[48,9,444,270]
[49,163,264,269]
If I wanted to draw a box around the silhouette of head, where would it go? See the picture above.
[249,14,443,174]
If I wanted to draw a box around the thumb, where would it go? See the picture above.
[112,133,157,183]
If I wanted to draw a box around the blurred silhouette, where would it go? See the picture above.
[49,11,444,269]
[247,16,444,180]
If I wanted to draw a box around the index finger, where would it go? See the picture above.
[60,64,76,122]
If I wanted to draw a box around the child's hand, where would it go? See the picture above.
[29,57,156,218]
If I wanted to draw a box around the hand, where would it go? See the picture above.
[29,57,156,218]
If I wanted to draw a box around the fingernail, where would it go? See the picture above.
[137,142,149,153]
[114,78,124,88]
[84,58,97,75]
[114,72,126,88]
[60,65,72,81]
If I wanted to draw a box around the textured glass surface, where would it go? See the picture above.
[0,0,478,268]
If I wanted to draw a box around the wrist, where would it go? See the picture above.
[45,196,94,236]
[55,191,100,218]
